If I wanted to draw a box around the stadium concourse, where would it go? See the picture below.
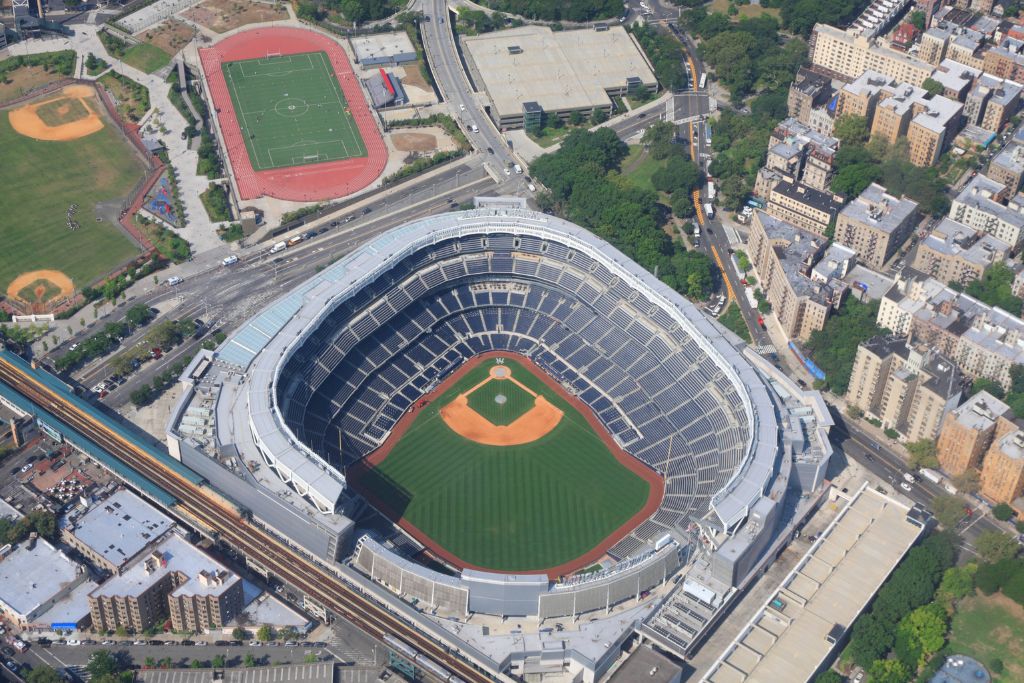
[166,198,834,682]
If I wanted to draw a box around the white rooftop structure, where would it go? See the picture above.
[0,497,21,521]
[65,488,174,571]
[0,538,86,624]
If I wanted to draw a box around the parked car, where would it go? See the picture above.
[222,254,239,266]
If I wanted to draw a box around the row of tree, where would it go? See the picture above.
[804,298,885,394]
[529,128,715,299]
[479,0,623,22]
[54,305,157,372]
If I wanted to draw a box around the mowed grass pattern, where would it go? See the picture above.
[222,51,367,171]
[356,358,651,572]
[464,375,535,426]
[0,112,144,289]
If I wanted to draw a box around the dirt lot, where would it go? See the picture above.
[138,18,194,56]
[392,126,458,153]
[0,66,68,104]
[182,0,289,33]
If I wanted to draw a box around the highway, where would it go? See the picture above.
[0,355,495,683]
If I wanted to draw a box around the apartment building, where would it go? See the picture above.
[89,534,243,634]
[981,38,1024,84]
[747,211,849,341]
[809,24,934,85]
[936,391,1013,476]
[988,142,1024,192]
[912,217,1011,286]
[787,68,833,125]
[980,79,1022,132]
[877,270,1024,391]
[927,59,979,101]
[766,177,844,235]
[980,430,1024,507]
[949,173,1024,248]
[755,119,840,197]
[61,488,174,575]
[834,183,920,270]
[946,33,985,71]
[847,336,963,442]
[919,27,951,66]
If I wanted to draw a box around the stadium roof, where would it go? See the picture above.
[216,202,779,529]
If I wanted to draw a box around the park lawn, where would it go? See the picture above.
[0,112,145,290]
[948,592,1024,682]
[718,303,752,343]
[708,0,780,19]
[98,72,150,122]
[620,145,665,193]
[121,42,172,74]
[351,358,651,572]
[526,125,571,148]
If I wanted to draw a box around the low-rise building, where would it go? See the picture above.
[0,536,91,628]
[748,211,848,342]
[981,430,1024,507]
[766,178,844,235]
[847,336,963,443]
[89,533,243,634]
[911,218,1011,287]
[936,391,1014,476]
[834,183,920,270]
[988,142,1024,192]
[61,488,175,575]
[949,174,1024,248]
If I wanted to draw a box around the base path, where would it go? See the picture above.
[199,27,387,201]
[8,85,104,141]
[6,270,75,307]
[350,351,666,579]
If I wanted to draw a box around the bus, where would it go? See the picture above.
[698,73,707,89]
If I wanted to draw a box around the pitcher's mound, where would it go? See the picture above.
[7,270,75,306]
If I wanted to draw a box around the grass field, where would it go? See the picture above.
[222,51,367,171]
[464,376,534,426]
[121,43,172,74]
[948,592,1024,681]
[353,358,651,572]
[0,110,145,291]
[620,145,665,193]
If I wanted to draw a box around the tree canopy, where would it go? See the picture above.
[804,297,883,394]
[480,0,622,22]
[954,262,1023,314]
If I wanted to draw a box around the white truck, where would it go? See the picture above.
[269,241,287,254]
[706,181,716,200]
[919,468,943,484]
[704,203,714,219]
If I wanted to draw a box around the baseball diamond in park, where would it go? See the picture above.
[347,354,660,574]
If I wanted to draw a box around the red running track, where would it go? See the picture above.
[347,351,666,580]
[199,27,386,201]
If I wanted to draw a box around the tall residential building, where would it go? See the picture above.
[89,534,243,634]
[919,27,951,66]
[747,211,849,341]
[980,80,1022,132]
[980,430,1024,506]
[809,24,934,85]
[981,39,1024,83]
[834,183,920,270]
[847,336,963,443]
[787,68,833,125]
[911,218,1010,287]
[755,119,840,197]
[936,391,1013,475]
[949,174,1024,248]
[988,142,1024,192]
[766,178,844,235]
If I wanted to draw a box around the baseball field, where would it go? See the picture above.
[349,355,659,575]
[0,87,145,300]
[221,51,367,171]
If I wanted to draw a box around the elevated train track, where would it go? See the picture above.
[0,353,492,683]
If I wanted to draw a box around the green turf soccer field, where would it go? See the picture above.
[221,51,367,171]
[353,358,652,573]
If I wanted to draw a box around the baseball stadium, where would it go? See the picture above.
[168,200,832,681]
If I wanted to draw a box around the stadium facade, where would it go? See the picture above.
[166,199,833,682]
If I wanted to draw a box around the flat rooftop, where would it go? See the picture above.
[608,645,682,683]
[91,533,239,600]
[349,31,416,63]
[840,182,918,233]
[0,538,83,618]
[136,662,334,683]
[949,391,1011,432]
[65,488,174,570]
[0,497,21,521]
[463,25,657,118]
[703,485,925,683]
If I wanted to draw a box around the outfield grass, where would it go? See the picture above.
[0,110,145,290]
[355,358,651,572]
[121,43,172,74]
[948,592,1024,681]
[222,51,367,171]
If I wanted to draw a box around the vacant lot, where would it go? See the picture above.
[138,19,194,57]
[182,0,289,33]
[0,96,145,292]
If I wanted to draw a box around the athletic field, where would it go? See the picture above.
[350,357,653,574]
[221,51,367,171]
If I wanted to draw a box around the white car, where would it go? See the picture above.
[504,167,512,176]
[900,481,913,492]
[903,472,916,483]
[513,164,523,174]
[527,183,536,192]
[459,104,466,111]
[66,640,81,646]
[222,254,239,266]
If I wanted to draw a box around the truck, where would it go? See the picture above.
[269,241,287,254]
[286,235,304,247]
[693,224,700,238]
[919,468,943,484]
[706,181,716,200]
[704,203,714,219]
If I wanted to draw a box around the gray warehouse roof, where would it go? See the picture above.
[0,538,83,619]
[65,488,174,570]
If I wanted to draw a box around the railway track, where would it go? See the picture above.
[0,356,494,683]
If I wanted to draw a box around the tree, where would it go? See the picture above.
[975,530,1019,563]
[232,627,247,641]
[921,77,944,96]
[27,667,64,683]
[568,109,584,126]
[256,625,272,642]
[963,262,1023,314]
[950,469,980,494]
[651,156,702,195]
[848,613,894,668]
[846,404,864,419]
[908,10,926,30]
[936,564,976,609]
[974,557,1019,595]
[243,654,257,667]
[894,603,947,669]
[814,672,843,683]
[87,650,122,678]
[212,654,226,668]
[191,660,203,669]
[931,493,967,528]
[970,377,1006,399]
[907,439,939,469]
[993,502,1016,522]
[868,658,911,683]
[805,298,883,395]
[833,114,869,145]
